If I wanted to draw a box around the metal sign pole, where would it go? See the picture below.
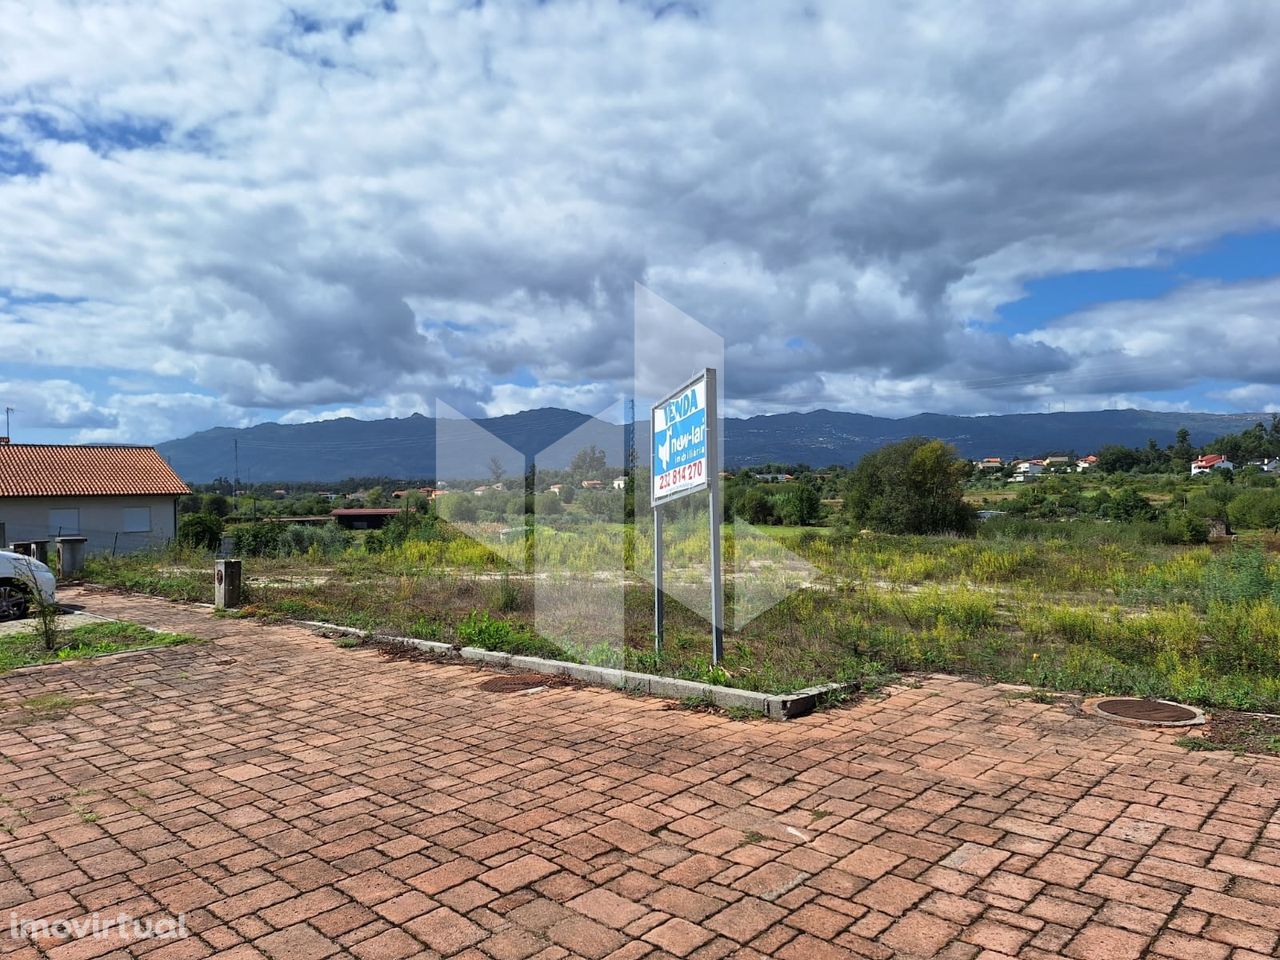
[705,368,724,664]
[653,504,664,654]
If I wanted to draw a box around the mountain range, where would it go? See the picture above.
[155,408,1269,483]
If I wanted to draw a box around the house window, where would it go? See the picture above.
[122,507,151,533]
[49,508,80,535]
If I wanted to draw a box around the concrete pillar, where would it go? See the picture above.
[214,559,243,609]
[11,540,50,565]
[56,537,88,578]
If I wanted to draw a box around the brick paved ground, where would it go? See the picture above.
[1,587,1278,960]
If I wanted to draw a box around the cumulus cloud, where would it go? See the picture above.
[0,379,115,433]
[1,0,1279,441]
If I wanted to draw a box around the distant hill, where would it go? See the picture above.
[156,407,1267,483]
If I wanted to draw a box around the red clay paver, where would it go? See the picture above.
[0,586,1278,959]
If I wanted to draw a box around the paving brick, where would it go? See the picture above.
[480,855,559,894]
[1065,924,1152,960]
[545,914,628,958]
[854,875,930,916]
[255,923,338,960]
[643,917,715,957]
[705,896,788,942]
[881,911,963,957]
[405,907,486,955]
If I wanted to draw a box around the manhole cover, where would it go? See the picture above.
[476,673,569,693]
[1086,697,1204,727]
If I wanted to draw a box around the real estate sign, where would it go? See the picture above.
[651,371,712,506]
[650,368,724,663]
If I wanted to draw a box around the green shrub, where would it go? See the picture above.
[1161,509,1209,545]
[1201,548,1275,607]
[232,522,284,557]
[177,513,223,551]
[455,611,574,661]
[1227,489,1280,530]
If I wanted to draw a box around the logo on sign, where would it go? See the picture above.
[652,376,710,504]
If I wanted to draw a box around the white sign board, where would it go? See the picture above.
[651,371,711,506]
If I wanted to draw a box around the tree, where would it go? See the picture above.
[1095,445,1141,474]
[203,493,231,517]
[178,512,224,551]
[844,438,975,535]
[735,486,776,525]
[776,485,822,526]
[1172,428,1195,464]
[437,494,477,523]
[365,486,387,507]
[569,444,608,479]
[487,456,508,484]
[1107,488,1156,522]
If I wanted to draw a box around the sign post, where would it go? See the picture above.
[651,368,722,663]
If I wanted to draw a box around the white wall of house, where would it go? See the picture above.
[0,496,178,555]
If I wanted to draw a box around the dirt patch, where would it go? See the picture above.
[1181,710,1280,757]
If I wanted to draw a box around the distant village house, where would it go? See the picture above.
[1191,454,1234,476]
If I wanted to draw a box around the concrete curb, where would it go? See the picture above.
[294,619,855,719]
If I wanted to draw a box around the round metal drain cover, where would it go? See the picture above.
[1098,698,1195,722]
[476,673,567,693]
[1084,697,1205,727]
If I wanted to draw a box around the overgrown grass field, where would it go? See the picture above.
[83,520,1280,710]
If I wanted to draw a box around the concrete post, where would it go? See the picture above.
[214,559,243,609]
[55,537,88,578]
[11,540,50,565]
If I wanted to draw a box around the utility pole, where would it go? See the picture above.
[4,406,12,440]
[233,439,240,514]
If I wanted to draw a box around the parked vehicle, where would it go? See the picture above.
[0,550,57,621]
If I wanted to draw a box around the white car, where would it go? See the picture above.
[0,550,58,621]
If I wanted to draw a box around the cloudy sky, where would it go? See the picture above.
[3,0,1280,444]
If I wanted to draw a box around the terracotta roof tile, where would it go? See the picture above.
[0,445,191,498]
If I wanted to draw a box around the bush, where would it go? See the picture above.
[280,523,353,557]
[455,611,572,660]
[1227,489,1280,530]
[178,512,223,551]
[1201,549,1276,607]
[437,494,478,522]
[1161,509,1210,545]
[232,522,284,557]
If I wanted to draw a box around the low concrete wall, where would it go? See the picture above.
[296,619,856,719]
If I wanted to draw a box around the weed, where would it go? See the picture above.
[18,694,75,714]
[677,693,717,710]
[1174,736,1233,753]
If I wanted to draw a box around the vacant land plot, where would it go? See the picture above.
[85,522,1280,713]
[0,588,1277,959]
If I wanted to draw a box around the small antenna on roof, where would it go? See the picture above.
[3,406,13,441]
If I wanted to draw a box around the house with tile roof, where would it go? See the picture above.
[0,442,190,555]
[1191,454,1234,476]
